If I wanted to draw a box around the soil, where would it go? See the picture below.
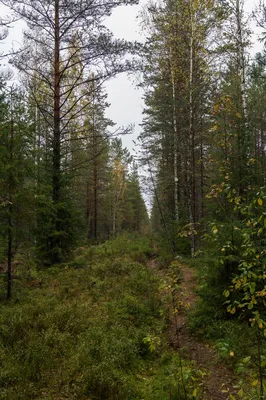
[149,259,238,400]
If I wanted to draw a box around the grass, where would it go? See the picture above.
[0,234,198,400]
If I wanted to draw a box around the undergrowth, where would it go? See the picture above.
[0,234,198,400]
[187,255,266,399]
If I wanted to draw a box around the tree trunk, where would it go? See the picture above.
[236,0,248,195]
[7,109,14,300]
[7,208,13,300]
[189,0,195,258]
[236,0,247,121]
[92,103,98,240]
[52,0,61,262]
[170,52,180,225]
[200,128,204,219]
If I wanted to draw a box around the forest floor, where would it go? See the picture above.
[1,235,260,399]
[149,258,238,400]
[0,236,202,400]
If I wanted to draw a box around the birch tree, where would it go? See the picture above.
[139,0,219,255]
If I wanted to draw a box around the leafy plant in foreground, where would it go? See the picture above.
[210,184,266,399]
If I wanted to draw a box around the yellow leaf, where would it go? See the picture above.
[229,351,235,357]
[258,198,263,206]
[213,228,218,234]
[235,280,242,289]
[192,388,197,397]
[212,125,219,131]
[252,379,259,387]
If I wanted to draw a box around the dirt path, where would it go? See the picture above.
[150,260,238,400]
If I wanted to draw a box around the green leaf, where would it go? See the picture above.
[248,302,253,310]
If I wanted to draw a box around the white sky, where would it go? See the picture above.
[0,0,264,156]
[105,3,146,153]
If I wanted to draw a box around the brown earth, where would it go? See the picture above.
[149,259,238,400]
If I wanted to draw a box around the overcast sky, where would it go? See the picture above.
[0,0,264,156]
[105,2,146,154]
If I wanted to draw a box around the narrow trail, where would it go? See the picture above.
[149,259,238,400]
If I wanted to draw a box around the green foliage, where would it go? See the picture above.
[205,184,266,332]
[36,194,83,266]
[221,189,266,330]
[189,182,266,398]
[0,236,197,399]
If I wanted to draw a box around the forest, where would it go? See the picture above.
[0,0,266,399]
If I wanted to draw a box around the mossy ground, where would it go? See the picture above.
[0,235,197,400]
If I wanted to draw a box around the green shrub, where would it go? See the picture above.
[0,235,197,399]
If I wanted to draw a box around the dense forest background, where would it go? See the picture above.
[0,0,149,287]
[139,0,266,340]
[0,0,266,398]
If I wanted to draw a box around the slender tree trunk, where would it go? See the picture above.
[236,0,247,121]
[93,164,98,240]
[92,103,98,240]
[170,53,180,225]
[52,0,61,262]
[86,181,91,238]
[236,0,248,195]
[7,110,14,300]
[200,128,204,219]
[7,208,13,300]
[36,109,41,188]
[260,123,265,173]
[189,0,195,257]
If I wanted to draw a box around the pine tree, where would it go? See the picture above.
[0,85,35,297]
[1,0,139,263]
